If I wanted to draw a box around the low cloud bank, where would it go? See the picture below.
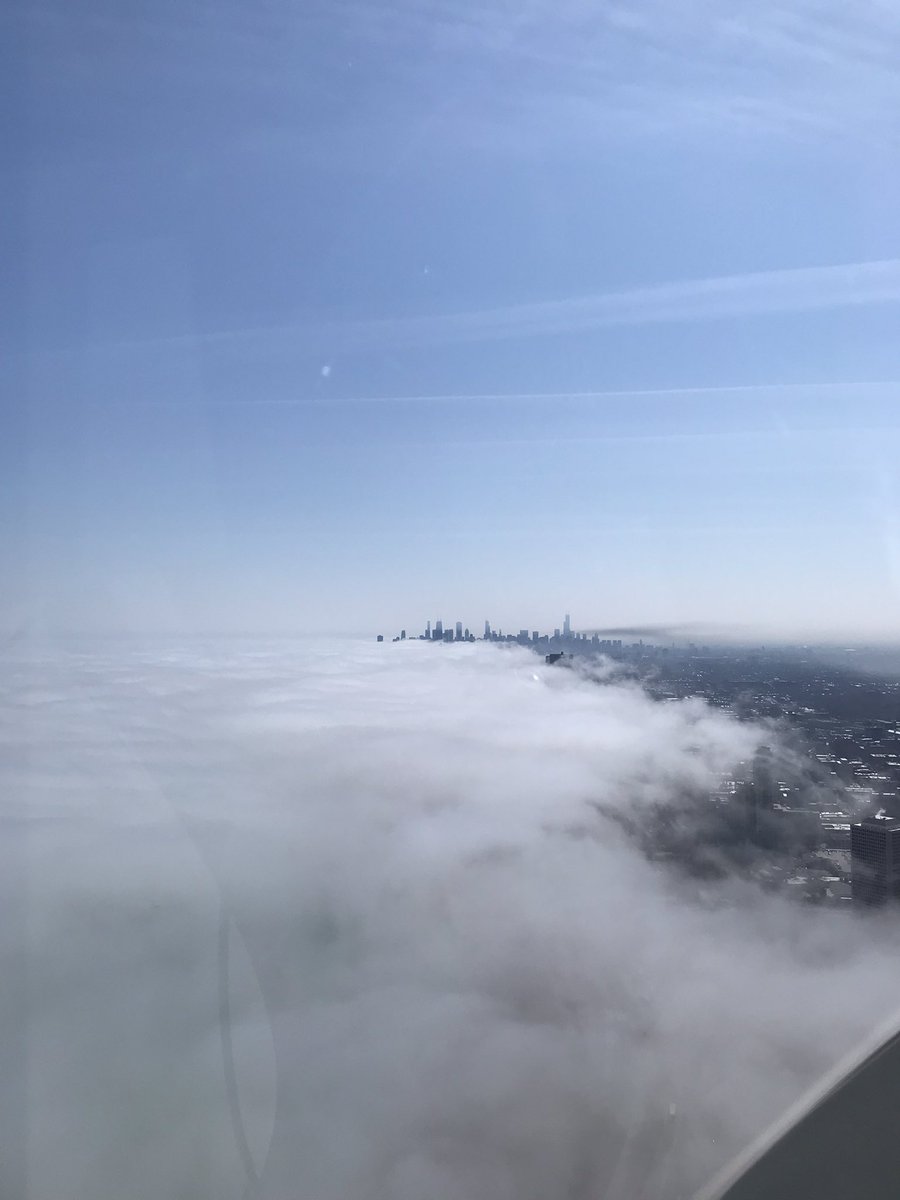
[2,638,899,1200]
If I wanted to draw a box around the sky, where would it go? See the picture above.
[4,637,900,1199]
[6,0,900,637]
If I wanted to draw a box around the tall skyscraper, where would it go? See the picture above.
[455,621,463,640]
[752,745,778,809]
[435,619,443,640]
[426,620,431,639]
[851,815,900,905]
[484,620,491,639]
[737,746,778,840]
[563,613,571,637]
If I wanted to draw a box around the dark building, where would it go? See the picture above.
[376,634,383,642]
[737,745,779,840]
[753,745,778,808]
[455,621,463,640]
[851,815,900,906]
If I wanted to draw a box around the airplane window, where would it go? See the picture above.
[6,3,900,1197]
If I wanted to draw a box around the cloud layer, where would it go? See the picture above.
[3,638,900,1200]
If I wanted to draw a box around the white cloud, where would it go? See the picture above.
[318,0,900,144]
[155,257,900,357]
[343,258,900,348]
[3,638,899,1199]
[31,0,900,155]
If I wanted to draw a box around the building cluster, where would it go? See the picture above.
[384,613,638,655]
[634,643,900,909]
[851,814,900,906]
[395,614,582,645]
[415,618,477,643]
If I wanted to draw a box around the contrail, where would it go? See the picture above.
[87,380,900,408]
[100,258,900,355]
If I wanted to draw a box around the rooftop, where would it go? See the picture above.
[854,815,900,831]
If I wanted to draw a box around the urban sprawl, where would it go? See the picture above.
[380,615,900,911]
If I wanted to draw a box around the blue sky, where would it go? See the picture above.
[6,0,900,637]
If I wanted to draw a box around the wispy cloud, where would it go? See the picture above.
[340,258,900,347]
[95,381,900,408]
[318,0,900,145]
[137,258,900,356]
[27,0,900,151]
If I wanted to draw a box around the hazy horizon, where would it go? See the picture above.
[9,624,900,651]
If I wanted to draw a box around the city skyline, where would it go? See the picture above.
[390,612,634,648]
[381,613,900,651]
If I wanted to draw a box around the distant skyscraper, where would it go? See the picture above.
[563,613,571,636]
[400,630,406,640]
[435,619,443,640]
[484,620,491,639]
[851,815,900,905]
[738,746,778,839]
[455,621,463,640]
[426,620,431,639]
[752,745,778,809]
